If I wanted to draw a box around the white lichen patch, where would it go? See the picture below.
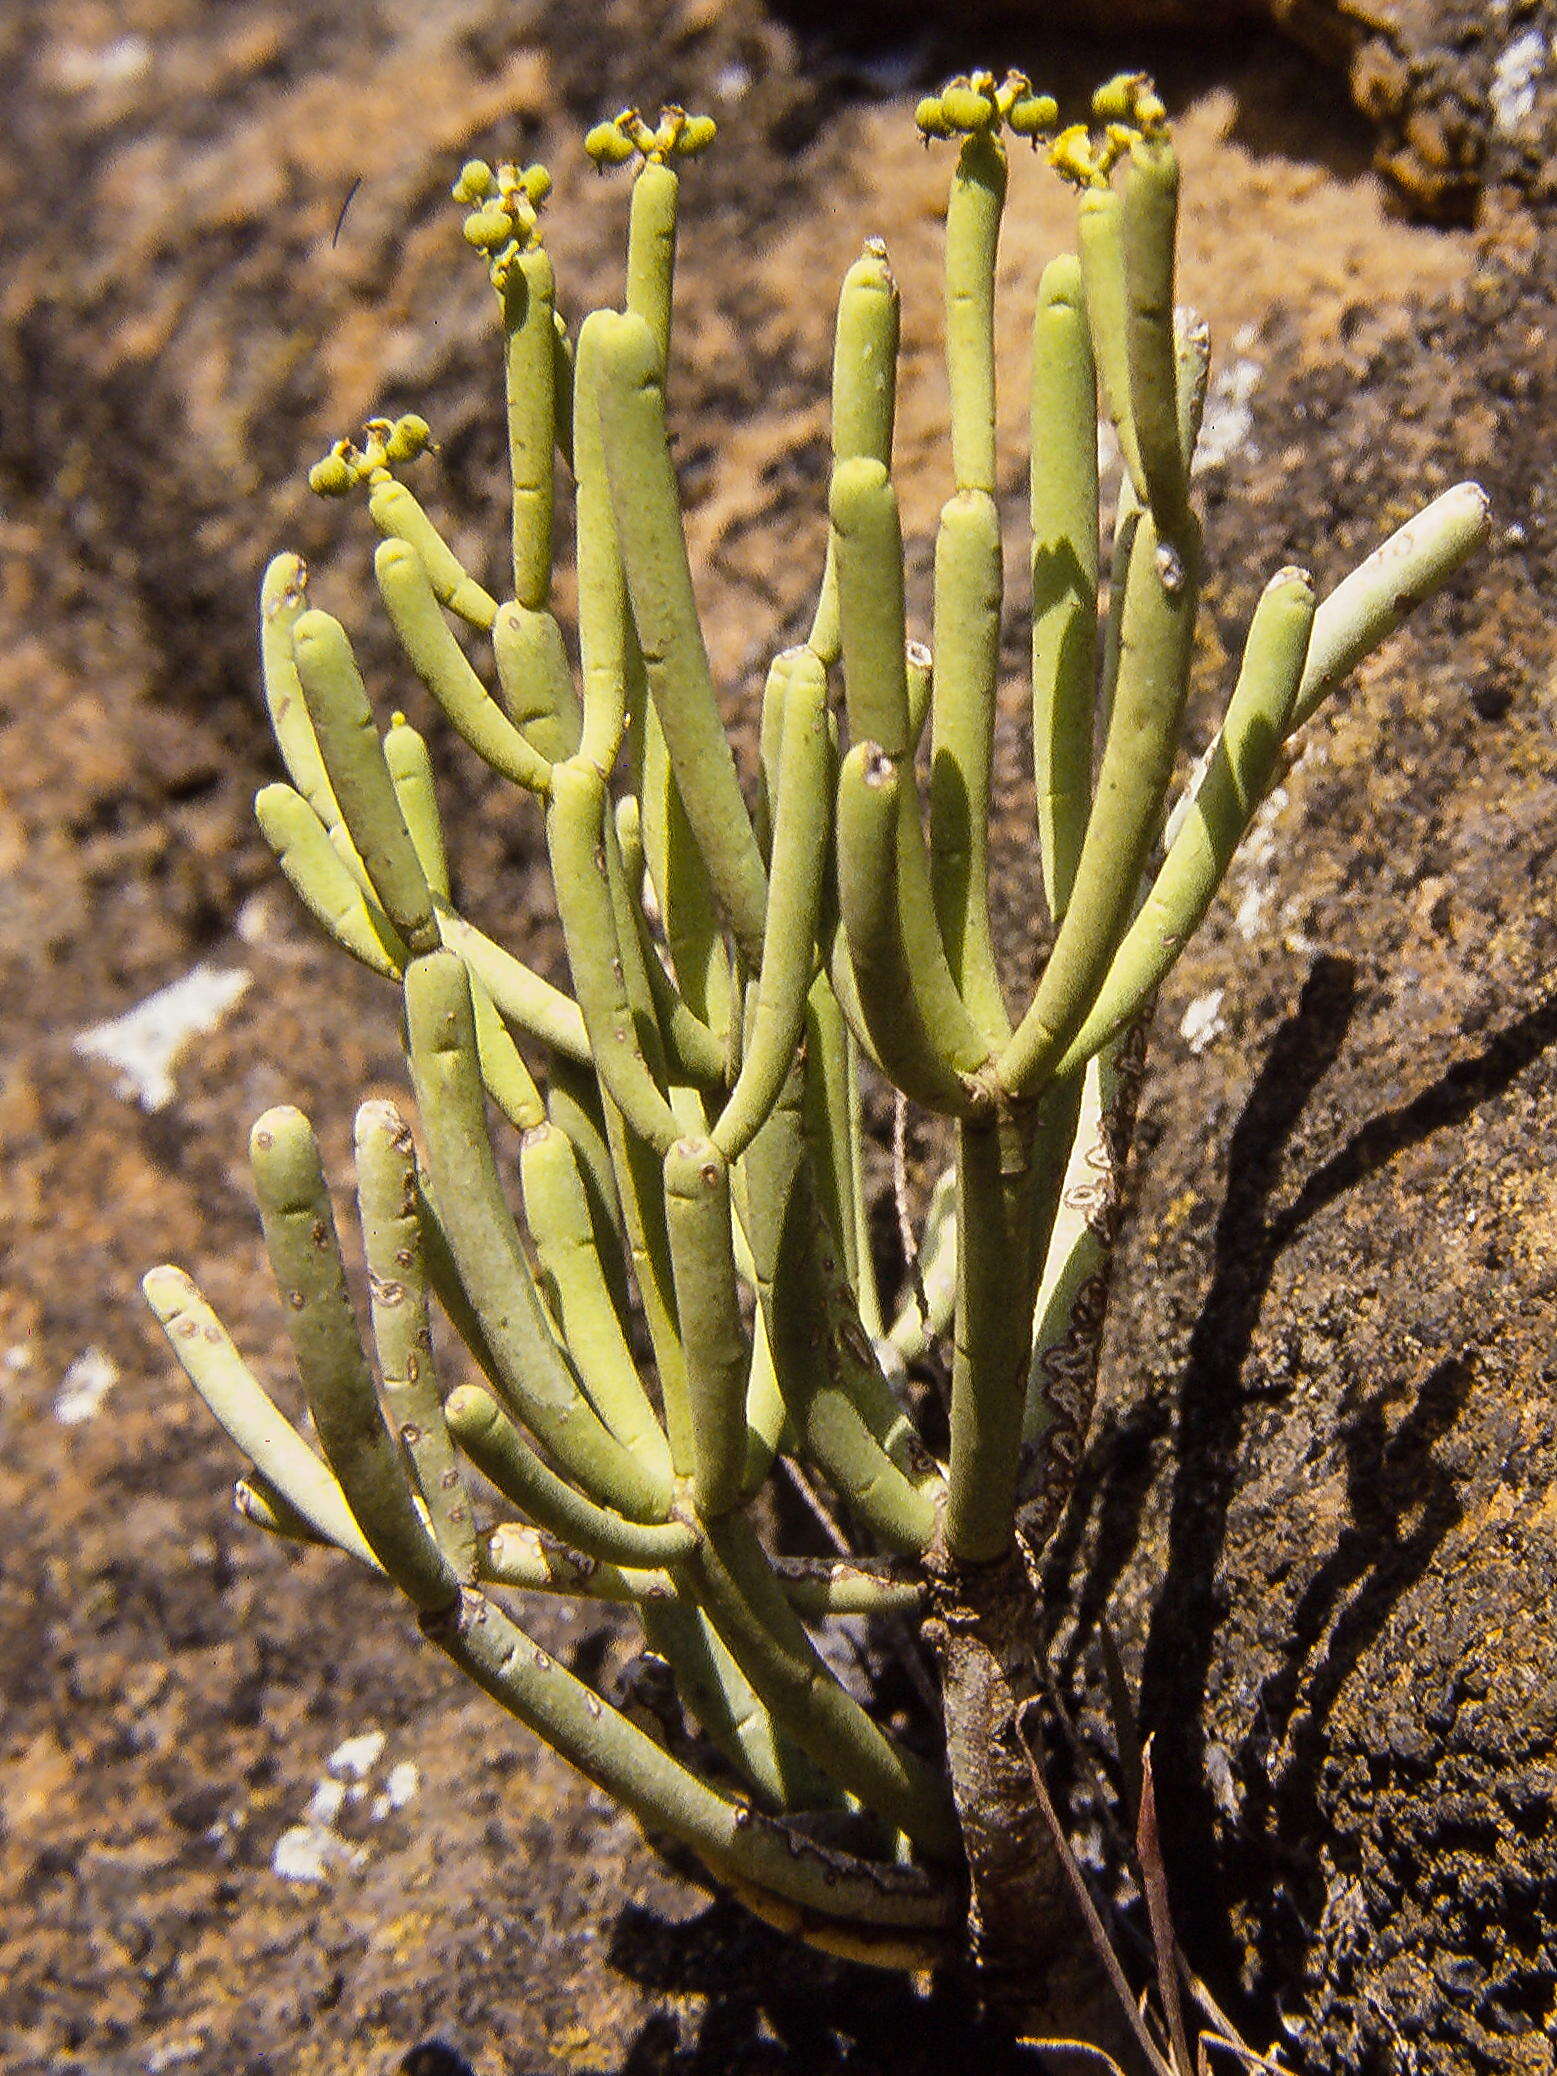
[271,1728,415,1884]
[1231,782,1290,941]
[1195,330,1261,473]
[54,1345,119,1425]
[271,1820,361,1885]
[1490,29,1550,136]
[1180,988,1226,1056]
[327,1729,387,1781]
[373,1760,421,1819]
[306,1776,349,1827]
[73,963,251,1111]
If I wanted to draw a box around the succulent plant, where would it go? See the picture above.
[145,70,1487,2000]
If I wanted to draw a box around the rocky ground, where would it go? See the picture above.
[1,3,1554,2072]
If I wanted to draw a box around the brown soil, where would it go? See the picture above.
[1,4,1553,2072]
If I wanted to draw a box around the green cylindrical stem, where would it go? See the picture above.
[1077,184,1144,505]
[886,1166,957,1365]
[822,918,883,1075]
[686,1515,961,1859]
[631,717,731,1073]
[481,1523,673,1603]
[546,759,680,1155]
[546,1055,627,1268]
[790,1130,935,1495]
[552,308,576,474]
[640,1598,827,1811]
[836,744,986,1117]
[1097,494,1141,737]
[367,478,497,629]
[807,239,902,664]
[236,1471,330,1546]
[355,1099,478,1581]
[830,458,992,1089]
[480,1527,919,1620]
[627,160,680,367]
[435,907,590,1065]
[594,309,769,965]
[930,487,1009,1041]
[665,1136,750,1519]
[260,554,358,871]
[1121,134,1190,547]
[383,716,451,903]
[493,602,582,763]
[832,241,900,470]
[945,132,1007,496]
[830,457,911,759]
[744,1087,941,1554]
[143,1264,377,1568]
[845,1028,884,1340]
[423,1585,954,1933]
[404,951,670,1519]
[412,1176,512,1400]
[599,1090,694,1475]
[292,607,441,954]
[603,772,728,1091]
[739,1297,789,1499]
[906,640,933,748]
[807,538,842,669]
[775,1558,924,1619]
[1293,481,1490,728]
[1019,1037,1146,1553]
[1055,566,1314,1075]
[249,1106,459,1611]
[502,245,556,609]
[1030,252,1100,924]
[519,1119,670,1476]
[999,507,1201,1097]
[754,647,793,859]
[801,978,864,1304]
[573,311,633,772]
[445,1384,690,1567]
[715,652,831,1162]
[464,964,548,1133]
[374,540,553,796]
[255,783,405,979]
[1175,308,1211,467]
[943,1089,1076,1563]
[616,793,645,898]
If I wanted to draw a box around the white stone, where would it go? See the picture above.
[382,1759,420,1809]
[1180,988,1226,1056]
[371,1759,421,1820]
[327,1728,386,1780]
[305,1776,347,1826]
[54,1345,119,1425]
[1196,351,1261,473]
[271,1823,336,1884]
[1490,29,1549,136]
[1235,880,1273,941]
[74,963,251,1111]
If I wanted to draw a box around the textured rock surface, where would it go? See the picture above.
[1049,232,1557,2071]
[0,1,1552,2070]
[786,0,1557,217]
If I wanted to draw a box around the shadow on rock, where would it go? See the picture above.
[608,1898,1046,2074]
